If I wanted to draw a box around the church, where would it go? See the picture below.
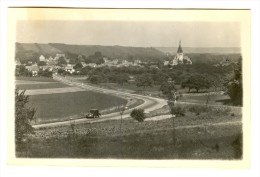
[164,40,192,66]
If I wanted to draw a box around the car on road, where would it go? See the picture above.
[85,109,101,118]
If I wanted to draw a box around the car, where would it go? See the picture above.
[85,113,94,118]
[85,109,101,119]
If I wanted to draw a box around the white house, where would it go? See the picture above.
[39,55,46,62]
[26,64,39,76]
[65,64,75,74]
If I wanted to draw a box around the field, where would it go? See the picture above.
[178,94,231,105]
[16,77,128,124]
[16,82,70,90]
[30,91,127,124]
[16,76,58,82]
[18,105,242,159]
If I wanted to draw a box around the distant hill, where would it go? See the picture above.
[15,43,165,63]
[15,43,242,64]
[155,47,241,54]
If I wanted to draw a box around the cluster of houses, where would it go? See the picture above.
[102,58,142,67]
[213,57,232,67]
[15,53,144,76]
[16,53,72,76]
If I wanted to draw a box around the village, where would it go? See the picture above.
[15,41,197,78]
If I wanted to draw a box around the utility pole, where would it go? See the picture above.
[119,105,128,136]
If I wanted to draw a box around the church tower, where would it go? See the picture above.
[170,40,191,66]
[176,40,184,62]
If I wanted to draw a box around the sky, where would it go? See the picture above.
[16,21,241,48]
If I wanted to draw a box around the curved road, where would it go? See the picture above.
[33,75,168,128]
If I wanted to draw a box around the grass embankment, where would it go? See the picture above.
[17,105,242,159]
[178,94,231,105]
[15,76,57,82]
[16,82,70,90]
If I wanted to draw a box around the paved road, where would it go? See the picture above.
[33,75,168,128]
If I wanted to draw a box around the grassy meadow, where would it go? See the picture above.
[15,77,128,124]
[16,76,58,82]
[30,91,127,124]
[17,104,242,159]
[16,82,70,90]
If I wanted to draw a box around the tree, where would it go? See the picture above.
[160,81,178,149]
[58,68,66,75]
[130,109,145,122]
[57,56,67,66]
[114,73,129,85]
[181,74,210,92]
[38,61,46,66]
[38,69,52,78]
[15,89,35,145]
[136,73,153,88]
[15,65,32,77]
[152,72,168,85]
[73,62,83,70]
[160,81,177,100]
[226,59,242,106]
[88,74,102,84]
[208,74,225,91]
[84,57,93,64]
[87,51,105,65]
[76,55,83,63]
[118,105,128,135]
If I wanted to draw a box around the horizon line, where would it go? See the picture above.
[15,42,241,49]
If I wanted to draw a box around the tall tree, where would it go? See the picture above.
[160,81,178,151]
[136,73,153,88]
[226,58,243,106]
[57,56,67,66]
[87,51,105,65]
[15,89,35,145]
[73,62,83,70]
[181,74,210,92]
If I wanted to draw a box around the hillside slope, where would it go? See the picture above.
[15,43,165,62]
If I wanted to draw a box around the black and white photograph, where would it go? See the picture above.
[3,7,254,170]
[12,8,248,160]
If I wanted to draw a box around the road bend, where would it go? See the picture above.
[33,75,168,128]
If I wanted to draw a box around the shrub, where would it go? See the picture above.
[15,89,35,144]
[187,104,231,116]
[170,105,186,117]
[187,104,211,115]
[130,109,146,122]
[211,106,231,116]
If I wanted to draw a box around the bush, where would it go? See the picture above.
[130,109,145,122]
[211,106,231,115]
[15,89,35,145]
[187,104,231,116]
[169,104,186,117]
[187,104,211,115]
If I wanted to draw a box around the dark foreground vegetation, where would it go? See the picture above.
[16,102,242,159]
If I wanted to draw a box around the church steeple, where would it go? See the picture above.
[177,40,183,53]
